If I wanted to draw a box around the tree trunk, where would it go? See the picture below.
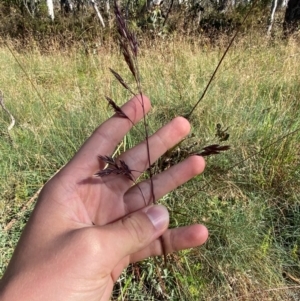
[283,0,300,36]
[60,0,73,14]
[281,0,288,8]
[267,0,278,35]
[91,0,105,28]
[105,0,110,14]
[46,0,55,20]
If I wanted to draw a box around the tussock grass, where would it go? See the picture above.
[0,36,300,300]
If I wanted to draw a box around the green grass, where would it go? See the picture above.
[0,36,300,300]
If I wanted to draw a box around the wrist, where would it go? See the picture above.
[0,270,49,301]
[0,274,20,301]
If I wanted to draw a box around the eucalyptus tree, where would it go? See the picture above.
[46,0,54,20]
[267,0,287,35]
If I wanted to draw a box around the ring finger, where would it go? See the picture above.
[106,116,192,193]
[124,155,205,213]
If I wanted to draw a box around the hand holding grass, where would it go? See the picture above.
[0,95,208,301]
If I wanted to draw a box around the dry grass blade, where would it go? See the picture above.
[95,155,134,181]
[98,155,116,165]
[109,68,135,94]
[96,155,147,205]
[196,144,230,157]
[114,1,138,57]
[113,0,154,204]
[0,90,15,131]
[114,1,138,79]
[215,123,230,142]
[120,39,137,79]
[105,96,131,120]
[119,159,132,177]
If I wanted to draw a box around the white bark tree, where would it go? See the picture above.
[267,0,288,36]
[105,0,110,13]
[46,0,55,20]
[91,0,106,27]
[267,0,278,35]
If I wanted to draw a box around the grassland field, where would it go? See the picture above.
[0,35,300,300]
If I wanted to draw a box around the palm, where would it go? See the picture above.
[54,95,206,255]
[78,175,132,226]
[58,95,184,226]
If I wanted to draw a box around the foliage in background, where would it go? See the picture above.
[0,0,296,49]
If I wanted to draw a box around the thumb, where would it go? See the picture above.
[102,205,169,261]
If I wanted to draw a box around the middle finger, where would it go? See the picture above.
[106,116,191,192]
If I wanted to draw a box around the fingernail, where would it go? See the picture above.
[143,205,169,230]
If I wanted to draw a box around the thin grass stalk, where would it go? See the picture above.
[185,0,260,120]
[191,126,300,197]
[113,0,155,204]
[2,40,54,123]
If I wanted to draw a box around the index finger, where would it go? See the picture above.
[64,95,151,177]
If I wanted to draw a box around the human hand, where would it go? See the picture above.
[0,95,208,301]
